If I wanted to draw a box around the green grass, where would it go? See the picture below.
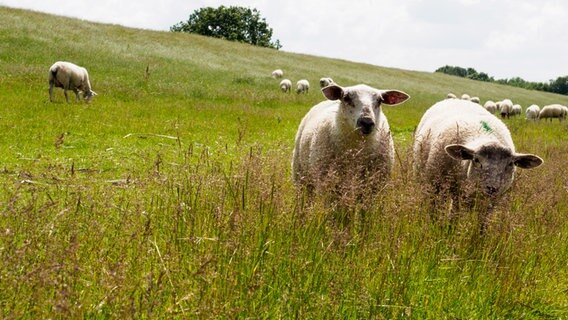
[1,6,567,319]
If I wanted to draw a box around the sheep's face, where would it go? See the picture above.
[322,84,409,136]
[445,143,543,196]
[84,90,97,103]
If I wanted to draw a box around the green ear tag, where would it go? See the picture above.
[480,120,493,133]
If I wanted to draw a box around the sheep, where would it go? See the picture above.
[279,79,292,93]
[538,104,568,121]
[271,69,283,79]
[296,79,310,94]
[292,84,410,205]
[499,99,513,118]
[483,100,497,114]
[461,93,471,100]
[470,96,480,104]
[319,77,334,88]
[48,61,97,103]
[447,93,457,99]
[413,99,543,229]
[525,104,540,121]
[511,104,522,116]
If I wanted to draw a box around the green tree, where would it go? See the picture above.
[548,76,568,95]
[171,6,282,49]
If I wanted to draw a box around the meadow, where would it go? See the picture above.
[0,6,567,319]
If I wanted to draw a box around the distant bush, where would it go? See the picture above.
[435,65,568,95]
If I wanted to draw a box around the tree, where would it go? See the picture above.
[171,6,282,50]
[548,76,568,95]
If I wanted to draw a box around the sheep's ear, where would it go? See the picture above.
[513,154,543,169]
[322,85,343,101]
[445,144,475,160]
[381,90,410,105]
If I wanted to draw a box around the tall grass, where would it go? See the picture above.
[0,6,567,319]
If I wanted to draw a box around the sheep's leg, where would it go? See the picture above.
[73,89,80,102]
[63,89,70,103]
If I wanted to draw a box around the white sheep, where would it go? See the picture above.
[279,79,292,93]
[470,96,480,104]
[413,99,543,228]
[539,104,568,121]
[296,79,310,94]
[499,99,513,118]
[511,104,522,116]
[447,93,457,99]
[292,84,410,203]
[461,93,471,100]
[525,104,540,121]
[319,77,334,88]
[48,61,97,103]
[271,69,283,79]
[483,100,497,114]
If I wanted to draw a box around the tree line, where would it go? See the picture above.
[435,65,568,95]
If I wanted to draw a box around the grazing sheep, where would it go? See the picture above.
[271,69,284,78]
[461,93,471,100]
[413,99,543,229]
[279,79,292,93]
[296,79,310,94]
[470,96,480,104]
[484,100,497,114]
[539,104,568,121]
[319,77,334,88]
[48,61,97,103]
[499,99,513,118]
[447,93,457,99]
[511,104,522,116]
[525,104,540,121]
[292,84,410,204]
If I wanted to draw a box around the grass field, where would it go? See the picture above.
[1,6,567,319]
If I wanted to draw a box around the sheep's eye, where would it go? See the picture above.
[343,94,353,106]
[473,158,482,167]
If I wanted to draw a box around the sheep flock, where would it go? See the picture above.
[447,92,568,122]
[45,62,565,230]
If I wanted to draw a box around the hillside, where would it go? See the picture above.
[0,6,567,319]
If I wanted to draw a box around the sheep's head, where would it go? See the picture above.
[84,90,97,103]
[445,143,543,196]
[322,84,409,136]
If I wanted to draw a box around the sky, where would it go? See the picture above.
[2,0,567,82]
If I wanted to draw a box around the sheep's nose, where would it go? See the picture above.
[357,117,375,135]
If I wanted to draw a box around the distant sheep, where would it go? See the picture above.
[470,96,480,104]
[319,77,334,88]
[48,61,97,103]
[499,99,513,118]
[525,104,540,121]
[296,79,310,94]
[413,99,543,228]
[447,93,457,99]
[483,100,497,114]
[461,93,471,100]
[292,84,410,204]
[539,104,568,121]
[511,104,522,116]
[279,79,292,93]
[271,69,284,79]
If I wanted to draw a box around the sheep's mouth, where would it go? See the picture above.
[358,127,374,135]
[356,118,375,135]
